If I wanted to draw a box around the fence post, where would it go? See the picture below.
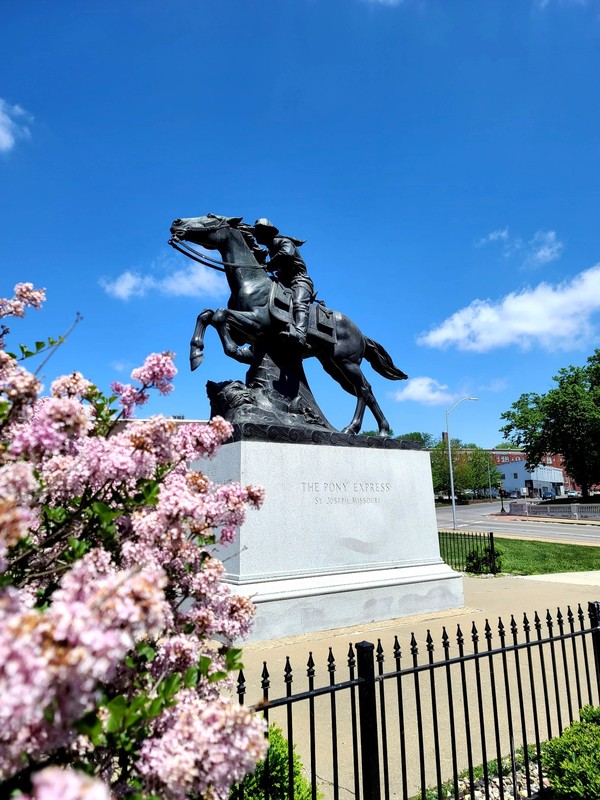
[489,531,498,574]
[356,641,381,800]
[588,601,600,698]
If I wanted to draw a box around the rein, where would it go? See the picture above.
[168,218,267,272]
[168,238,227,272]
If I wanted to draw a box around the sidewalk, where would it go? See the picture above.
[489,511,600,526]
[240,571,600,680]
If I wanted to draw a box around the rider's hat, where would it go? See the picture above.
[254,218,279,236]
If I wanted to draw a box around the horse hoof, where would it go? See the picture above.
[190,353,205,371]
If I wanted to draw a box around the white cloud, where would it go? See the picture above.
[475,228,509,248]
[110,360,134,373]
[478,378,508,393]
[524,230,563,268]
[393,377,459,406]
[0,99,32,153]
[100,263,225,301]
[474,226,563,268]
[418,263,600,353]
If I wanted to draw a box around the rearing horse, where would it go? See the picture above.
[169,214,407,435]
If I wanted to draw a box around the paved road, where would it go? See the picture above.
[435,500,600,544]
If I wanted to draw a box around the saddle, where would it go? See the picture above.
[269,282,337,345]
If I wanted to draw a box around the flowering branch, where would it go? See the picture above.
[0,283,267,799]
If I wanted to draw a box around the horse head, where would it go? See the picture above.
[170,214,243,249]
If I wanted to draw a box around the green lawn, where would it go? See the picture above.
[497,536,600,575]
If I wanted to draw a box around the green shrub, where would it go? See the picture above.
[542,705,600,800]
[231,723,317,800]
[465,544,503,574]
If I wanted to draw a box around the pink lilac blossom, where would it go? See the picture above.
[136,689,267,800]
[124,416,178,464]
[130,351,177,395]
[174,417,234,461]
[1,360,41,405]
[19,766,112,800]
[0,460,38,503]
[50,372,93,399]
[38,429,162,501]
[0,500,37,571]
[0,283,46,319]
[0,550,171,780]
[9,397,93,459]
[0,331,267,794]
[110,381,149,418]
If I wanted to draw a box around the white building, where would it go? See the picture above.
[498,459,564,499]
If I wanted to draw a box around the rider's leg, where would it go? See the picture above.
[283,284,311,346]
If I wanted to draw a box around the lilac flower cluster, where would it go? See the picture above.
[0,285,267,799]
[0,552,170,779]
[0,282,46,319]
[111,351,177,417]
[19,766,112,800]
[138,690,266,800]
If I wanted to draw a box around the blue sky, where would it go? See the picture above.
[2,0,600,447]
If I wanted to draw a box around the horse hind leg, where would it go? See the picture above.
[318,354,391,436]
[337,358,392,436]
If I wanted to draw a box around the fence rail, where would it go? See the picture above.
[438,529,500,573]
[236,601,600,800]
[509,501,600,520]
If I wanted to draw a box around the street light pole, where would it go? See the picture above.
[446,396,479,530]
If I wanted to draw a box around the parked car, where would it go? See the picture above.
[566,490,579,498]
[541,490,553,500]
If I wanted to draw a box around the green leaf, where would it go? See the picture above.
[225,647,244,671]
[92,501,119,525]
[136,641,157,662]
[105,695,128,733]
[160,673,181,701]
[208,670,228,683]
[184,666,199,688]
[76,711,106,746]
[198,655,212,676]
[148,697,164,718]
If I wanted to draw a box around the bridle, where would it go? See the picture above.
[168,216,266,273]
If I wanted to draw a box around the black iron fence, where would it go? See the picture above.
[236,601,600,800]
[438,529,500,574]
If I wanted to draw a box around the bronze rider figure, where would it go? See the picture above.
[251,218,314,347]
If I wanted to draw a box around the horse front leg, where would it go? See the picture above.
[190,308,214,371]
[212,308,262,364]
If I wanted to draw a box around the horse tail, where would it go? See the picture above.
[364,337,408,381]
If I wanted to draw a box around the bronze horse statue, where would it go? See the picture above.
[169,214,407,435]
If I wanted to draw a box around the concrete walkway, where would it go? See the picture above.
[241,570,600,685]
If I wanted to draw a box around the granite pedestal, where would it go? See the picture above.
[195,436,463,641]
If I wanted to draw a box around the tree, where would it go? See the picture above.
[395,431,438,448]
[500,350,600,499]
[429,439,470,496]
[467,447,502,496]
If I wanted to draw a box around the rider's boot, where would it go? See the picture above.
[281,322,307,348]
[292,309,309,347]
